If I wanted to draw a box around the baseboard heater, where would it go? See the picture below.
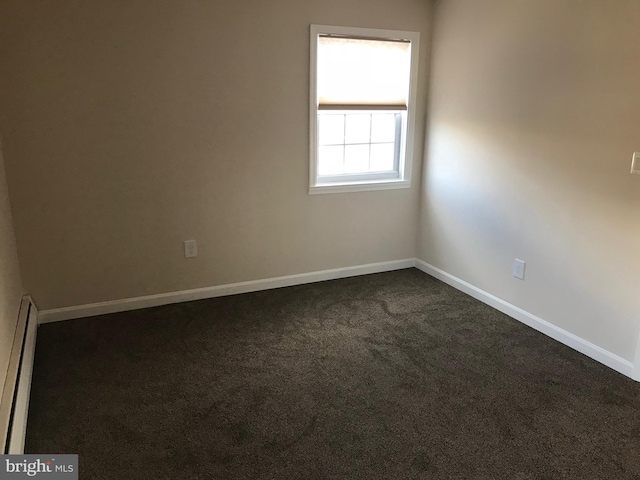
[0,296,38,454]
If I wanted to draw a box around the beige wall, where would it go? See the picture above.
[0,141,24,401]
[0,0,432,310]
[1,0,639,371]
[420,0,640,361]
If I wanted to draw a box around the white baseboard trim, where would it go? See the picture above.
[38,258,416,324]
[36,257,636,381]
[414,259,635,380]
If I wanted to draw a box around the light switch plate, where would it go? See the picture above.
[631,152,640,174]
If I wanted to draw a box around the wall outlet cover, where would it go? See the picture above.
[184,240,197,258]
[513,259,526,280]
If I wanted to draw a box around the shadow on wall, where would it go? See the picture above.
[420,120,639,361]
[419,0,640,362]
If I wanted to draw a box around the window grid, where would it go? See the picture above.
[317,112,400,177]
[342,113,346,171]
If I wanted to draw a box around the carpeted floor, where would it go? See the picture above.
[25,268,640,479]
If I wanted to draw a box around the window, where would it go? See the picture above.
[309,25,420,194]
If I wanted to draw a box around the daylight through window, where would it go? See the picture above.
[310,25,420,193]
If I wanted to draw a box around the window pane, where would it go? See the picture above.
[370,143,395,172]
[318,114,344,145]
[318,145,344,175]
[344,114,370,145]
[344,144,370,173]
[371,114,396,143]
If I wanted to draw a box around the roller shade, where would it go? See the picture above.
[317,35,411,110]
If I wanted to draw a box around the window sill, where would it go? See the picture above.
[309,179,411,195]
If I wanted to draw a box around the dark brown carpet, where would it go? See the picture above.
[25,269,640,479]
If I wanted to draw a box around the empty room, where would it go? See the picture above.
[1,0,639,478]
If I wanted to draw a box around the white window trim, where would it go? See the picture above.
[309,24,420,195]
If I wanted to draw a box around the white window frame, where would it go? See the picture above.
[309,24,420,195]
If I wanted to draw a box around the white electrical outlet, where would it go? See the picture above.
[184,240,197,258]
[631,152,640,174]
[513,259,526,280]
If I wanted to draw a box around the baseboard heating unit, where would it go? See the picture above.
[0,296,37,454]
